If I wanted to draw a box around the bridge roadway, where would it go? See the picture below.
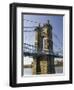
[23,51,63,58]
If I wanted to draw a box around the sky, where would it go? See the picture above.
[23,14,63,55]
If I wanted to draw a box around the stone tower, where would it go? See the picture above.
[32,20,55,74]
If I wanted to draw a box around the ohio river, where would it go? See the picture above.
[23,66,63,75]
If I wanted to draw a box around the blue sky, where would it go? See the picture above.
[23,14,63,55]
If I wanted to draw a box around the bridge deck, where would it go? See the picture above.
[23,52,63,58]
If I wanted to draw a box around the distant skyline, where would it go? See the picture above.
[23,14,63,55]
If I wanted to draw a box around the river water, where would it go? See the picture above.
[23,66,63,75]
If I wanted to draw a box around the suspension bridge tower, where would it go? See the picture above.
[32,20,55,74]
